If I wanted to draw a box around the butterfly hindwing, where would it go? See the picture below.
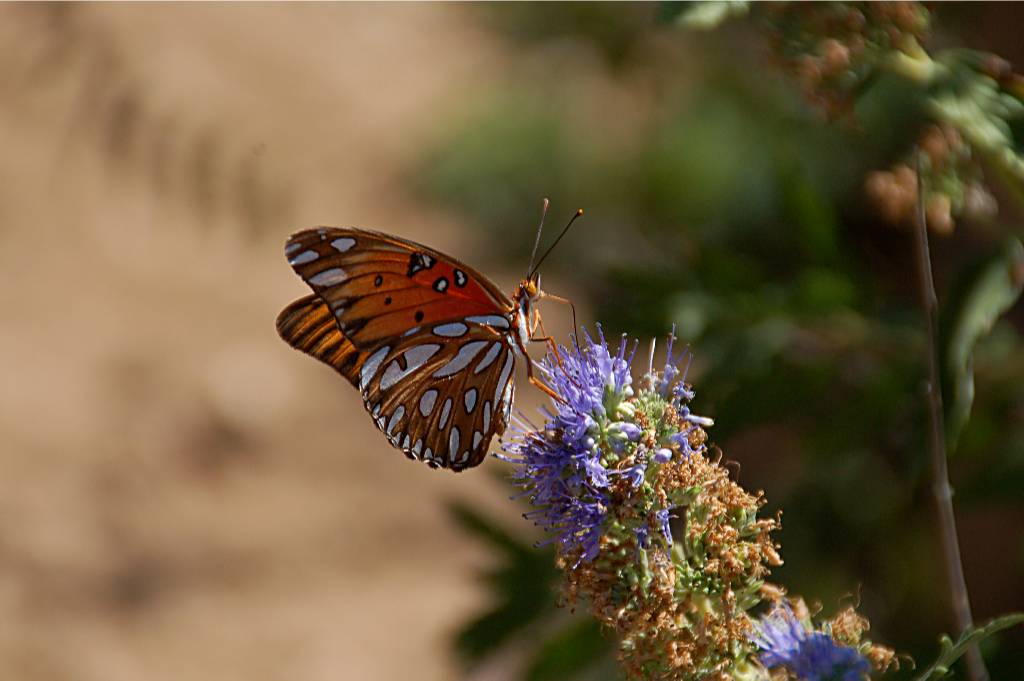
[358,319,517,471]
[285,227,512,348]
[275,294,364,385]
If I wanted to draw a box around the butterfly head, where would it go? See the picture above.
[514,272,544,314]
[513,272,541,311]
[523,272,541,299]
[511,202,582,350]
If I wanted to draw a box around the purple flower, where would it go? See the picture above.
[655,508,673,544]
[752,604,871,681]
[608,421,642,452]
[500,325,711,565]
[650,328,690,403]
[653,447,673,463]
[616,464,646,488]
[499,327,638,564]
[611,422,642,440]
[634,524,650,549]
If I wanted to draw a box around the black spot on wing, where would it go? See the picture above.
[407,252,436,278]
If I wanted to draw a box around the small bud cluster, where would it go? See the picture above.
[758,3,1019,235]
[864,124,995,236]
[764,3,930,119]
[502,329,893,680]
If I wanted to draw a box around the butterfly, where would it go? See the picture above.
[276,202,580,472]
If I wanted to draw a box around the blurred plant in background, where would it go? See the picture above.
[419,2,1024,679]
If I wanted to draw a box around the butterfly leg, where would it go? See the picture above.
[529,308,569,369]
[537,291,579,352]
[525,357,566,404]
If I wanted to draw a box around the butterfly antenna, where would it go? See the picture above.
[528,208,583,279]
[526,198,550,278]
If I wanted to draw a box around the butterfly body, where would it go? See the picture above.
[278,227,548,471]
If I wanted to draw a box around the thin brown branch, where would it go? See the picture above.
[912,150,988,681]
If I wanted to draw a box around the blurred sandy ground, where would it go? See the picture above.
[0,5,573,680]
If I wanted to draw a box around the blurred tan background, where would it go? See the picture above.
[7,4,1024,680]
[0,5,565,680]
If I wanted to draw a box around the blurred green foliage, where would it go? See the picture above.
[417,3,1024,679]
[448,500,615,681]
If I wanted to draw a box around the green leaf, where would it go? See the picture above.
[525,619,611,681]
[930,49,1024,189]
[941,238,1024,452]
[448,499,532,557]
[912,613,1024,680]
[447,502,561,664]
[670,1,749,29]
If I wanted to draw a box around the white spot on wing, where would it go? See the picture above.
[439,397,452,429]
[501,381,514,423]
[387,406,405,436]
[310,267,347,286]
[289,250,318,265]
[433,322,468,337]
[419,389,438,417]
[360,347,390,392]
[331,237,356,252]
[379,344,441,391]
[482,401,491,433]
[465,315,510,329]
[464,388,477,413]
[494,350,515,407]
[405,344,440,367]
[433,341,488,378]
[449,427,460,461]
[380,360,403,392]
[473,431,483,449]
[474,342,503,374]
[285,242,302,255]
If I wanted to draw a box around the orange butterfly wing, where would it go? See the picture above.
[276,294,365,385]
[284,227,511,348]
[277,227,518,471]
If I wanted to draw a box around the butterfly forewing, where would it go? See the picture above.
[285,228,510,348]
[279,227,518,471]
